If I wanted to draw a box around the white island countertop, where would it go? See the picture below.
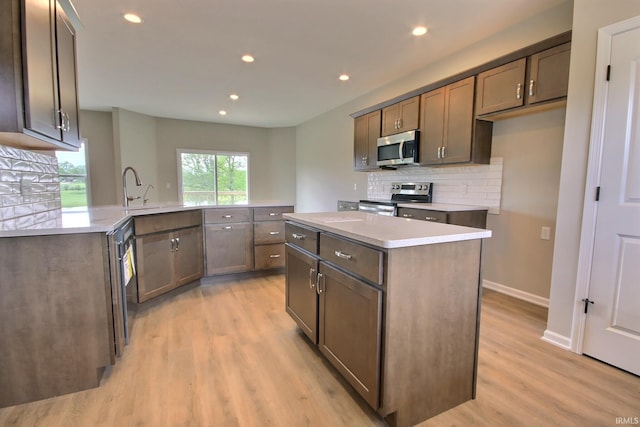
[0,201,294,238]
[283,211,491,249]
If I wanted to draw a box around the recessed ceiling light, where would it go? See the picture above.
[241,55,255,63]
[338,74,350,81]
[229,94,239,101]
[412,26,428,36]
[219,110,227,116]
[124,13,142,24]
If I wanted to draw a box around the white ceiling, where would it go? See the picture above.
[71,0,568,128]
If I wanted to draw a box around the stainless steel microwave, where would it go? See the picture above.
[376,130,419,167]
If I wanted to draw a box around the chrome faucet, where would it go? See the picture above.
[122,166,142,207]
[142,184,154,205]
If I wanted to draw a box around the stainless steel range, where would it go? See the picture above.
[359,182,433,216]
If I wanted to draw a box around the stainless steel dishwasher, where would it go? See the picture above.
[107,218,137,357]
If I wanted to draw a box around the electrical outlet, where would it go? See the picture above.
[541,226,551,240]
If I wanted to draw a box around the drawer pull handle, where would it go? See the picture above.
[424,216,439,221]
[292,233,305,240]
[223,226,233,230]
[269,212,279,216]
[316,273,324,295]
[269,231,280,235]
[334,250,352,260]
[402,213,413,218]
[269,254,281,259]
[223,215,233,218]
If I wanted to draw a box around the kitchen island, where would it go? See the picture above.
[283,211,491,427]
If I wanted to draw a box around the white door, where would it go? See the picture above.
[582,20,640,376]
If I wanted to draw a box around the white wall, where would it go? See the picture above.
[112,108,158,205]
[545,0,640,344]
[153,118,296,204]
[80,110,117,206]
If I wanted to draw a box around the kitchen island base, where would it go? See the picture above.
[284,212,489,427]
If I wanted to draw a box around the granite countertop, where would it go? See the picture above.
[283,211,491,249]
[0,201,294,238]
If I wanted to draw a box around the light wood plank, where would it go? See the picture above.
[0,275,638,426]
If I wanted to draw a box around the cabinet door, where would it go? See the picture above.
[381,97,419,136]
[285,244,319,343]
[136,232,175,302]
[443,76,475,164]
[420,87,445,164]
[354,110,381,171]
[475,58,526,115]
[22,0,59,140]
[205,222,253,275]
[55,5,81,148]
[255,243,285,270]
[174,226,204,287]
[526,42,571,104]
[318,262,382,409]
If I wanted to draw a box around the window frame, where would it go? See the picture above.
[176,148,250,205]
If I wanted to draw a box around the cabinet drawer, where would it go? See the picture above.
[255,244,285,270]
[285,222,319,254]
[320,234,383,286]
[253,206,294,222]
[397,208,447,223]
[254,221,285,244]
[134,210,202,236]
[204,207,251,224]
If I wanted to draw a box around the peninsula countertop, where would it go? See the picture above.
[283,211,491,249]
[0,201,294,238]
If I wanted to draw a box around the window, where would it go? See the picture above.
[56,142,89,209]
[178,150,248,205]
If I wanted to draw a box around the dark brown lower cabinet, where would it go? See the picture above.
[317,261,382,409]
[285,244,319,343]
[205,222,253,275]
[136,225,203,303]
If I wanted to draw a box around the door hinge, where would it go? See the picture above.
[595,186,601,201]
[606,65,611,81]
[581,298,595,314]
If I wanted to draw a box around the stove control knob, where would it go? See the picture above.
[418,184,423,190]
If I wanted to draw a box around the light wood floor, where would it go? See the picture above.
[0,274,638,426]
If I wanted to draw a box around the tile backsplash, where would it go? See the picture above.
[0,144,62,230]
[367,157,503,214]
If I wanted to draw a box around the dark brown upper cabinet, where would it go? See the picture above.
[381,96,419,136]
[420,76,492,166]
[0,0,81,151]
[354,110,381,171]
[476,42,571,117]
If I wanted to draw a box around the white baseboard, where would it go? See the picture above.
[482,279,550,308]
[541,330,572,350]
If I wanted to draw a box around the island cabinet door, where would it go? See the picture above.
[317,261,382,409]
[136,231,176,302]
[285,244,319,343]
